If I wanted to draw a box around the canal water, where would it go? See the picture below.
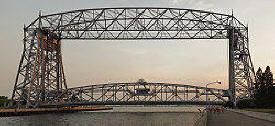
[0,106,205,126]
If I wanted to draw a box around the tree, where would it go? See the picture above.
[0,96,8,99]
[223,101,233,108]
[236,99,255,108]
[254,67,264,107]
[254,66,274,108]
[0,96,9,107]
[271,82,275,107]
[263,66,273,107]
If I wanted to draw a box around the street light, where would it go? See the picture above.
[205,81,222,108]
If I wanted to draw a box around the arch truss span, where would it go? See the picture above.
[12,7,255,108]
[43,82,229,107]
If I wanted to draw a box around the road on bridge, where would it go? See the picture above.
[207,110,275,126]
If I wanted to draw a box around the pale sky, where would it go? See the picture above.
[0,0,275,96]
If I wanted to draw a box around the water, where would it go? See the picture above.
[0,106,204,126]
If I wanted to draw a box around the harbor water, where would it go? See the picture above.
[0,106,206,126]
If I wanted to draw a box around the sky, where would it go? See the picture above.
[0,0,275,96]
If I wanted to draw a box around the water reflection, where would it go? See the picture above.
[0,106,201,126]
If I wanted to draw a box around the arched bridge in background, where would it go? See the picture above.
[11,7,255,108]
[41,80,229,107]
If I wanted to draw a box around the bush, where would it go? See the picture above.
[223,101,233,108]
[0,96,10,107]
[236,99,255,109]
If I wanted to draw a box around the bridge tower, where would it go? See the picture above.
[227,23,255,105]
[11,14,67,108]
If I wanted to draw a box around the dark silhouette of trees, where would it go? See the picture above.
[0,96,8,99]
[236,66,275,108]
[236,99,255,109]
[254,66,275,108]
[0,96,9,107]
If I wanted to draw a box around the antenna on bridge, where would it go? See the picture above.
[39,10,42,16]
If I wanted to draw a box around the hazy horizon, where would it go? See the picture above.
[1,0,275,97]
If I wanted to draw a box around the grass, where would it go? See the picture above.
[244,109,275,115]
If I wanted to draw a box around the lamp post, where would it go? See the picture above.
[206,81,222,108]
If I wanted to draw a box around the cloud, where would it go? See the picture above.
[168,0,222,13]
[170,0,182,6]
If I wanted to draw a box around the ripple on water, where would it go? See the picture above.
[0,106,202,126]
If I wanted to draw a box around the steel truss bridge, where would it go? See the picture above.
[42,81,229,107]
[11,7,255,108]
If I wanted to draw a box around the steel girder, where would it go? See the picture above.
[27,8,245,39]
[11,7,255,108]
[43,82,228,107]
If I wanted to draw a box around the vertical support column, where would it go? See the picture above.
[114,85,117,102]
[56,39,61,94]
[160,85,163,102]
[165,86,168,101]
[11,26,28,107]
[102,86,104,102]
[228,28,236,106]
[186,87,188,101]
[175,86,178,101]
[38,11,47,105]
[91,88,94,102]
[154,85,157,102]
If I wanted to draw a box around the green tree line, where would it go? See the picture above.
[0,96,10,107]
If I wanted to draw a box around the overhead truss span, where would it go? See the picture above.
[26,7,247,40]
